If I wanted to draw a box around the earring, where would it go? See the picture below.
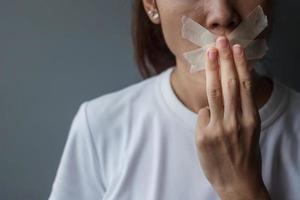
[147,10,160,21]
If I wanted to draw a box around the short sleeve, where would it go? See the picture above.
[48,102,106,200]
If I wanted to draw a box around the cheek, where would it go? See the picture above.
[237,0,271,39]
[236,0,269,19]
[157,0,200,61]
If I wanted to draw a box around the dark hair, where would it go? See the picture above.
[131,0,175,79]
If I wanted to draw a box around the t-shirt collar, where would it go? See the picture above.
[159,66,288,131]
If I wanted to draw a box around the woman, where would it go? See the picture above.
[49,0,300,199]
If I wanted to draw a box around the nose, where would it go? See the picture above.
[205,0,240,36]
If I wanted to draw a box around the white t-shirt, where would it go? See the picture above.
[49,66,300,200]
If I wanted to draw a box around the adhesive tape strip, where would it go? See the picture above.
[181,5,269,73]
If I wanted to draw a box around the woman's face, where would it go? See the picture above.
[152,0,272,67]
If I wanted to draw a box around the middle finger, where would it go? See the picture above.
[216,36,239,121]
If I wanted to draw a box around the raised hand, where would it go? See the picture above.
[195,36,271,200]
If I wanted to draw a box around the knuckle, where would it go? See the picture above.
[198,123,224,144]
[207,63,218,71]
[196,133,209,148]
[226,77,238,89]
[240,78,253,91]
[225,119,240,133]
[215,123,224,134]
[209,122,224,136]
[236,53,247,64]
[210,134,223,144]
[220,49,232,60]
[243,118,258,130]
[207,87,222,99]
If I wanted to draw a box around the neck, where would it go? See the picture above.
[170,60,273,114]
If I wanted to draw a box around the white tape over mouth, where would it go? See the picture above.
[182,5,269,73]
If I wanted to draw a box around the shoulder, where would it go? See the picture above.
[80,73,161,137]
[285,84,300,109]
[274,79,300,130]
[279,80,300,113]
[285,83,300,126]
[88,74,158,116]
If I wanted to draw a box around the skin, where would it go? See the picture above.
[143,0,273,199]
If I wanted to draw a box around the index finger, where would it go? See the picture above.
[205,47,223,122]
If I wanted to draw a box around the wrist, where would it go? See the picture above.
[217,182,271,200]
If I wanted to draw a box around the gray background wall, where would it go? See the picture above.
[0,0,299,199]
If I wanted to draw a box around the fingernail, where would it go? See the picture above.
[217,37,228,48]
[208,49,217,60]
[233,45,243,56]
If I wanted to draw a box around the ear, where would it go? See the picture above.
[142,0,161,24]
